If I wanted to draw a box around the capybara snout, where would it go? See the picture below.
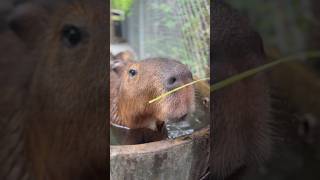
[111,56,195,130]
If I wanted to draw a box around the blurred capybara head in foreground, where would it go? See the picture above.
[6,0,108,179]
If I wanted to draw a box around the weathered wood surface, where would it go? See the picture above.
[110,127,209,180]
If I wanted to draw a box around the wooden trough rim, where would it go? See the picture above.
[110,126,209,157]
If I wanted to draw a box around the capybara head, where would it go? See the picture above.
[111,55,195,130]
[7,0,108,180]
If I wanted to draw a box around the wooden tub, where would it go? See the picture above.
[110,127,209,180]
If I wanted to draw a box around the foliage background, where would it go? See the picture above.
[116,0,210,78]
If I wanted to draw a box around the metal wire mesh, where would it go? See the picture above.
[123,0,210,78]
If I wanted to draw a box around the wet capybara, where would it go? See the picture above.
[1,0,108,180]
[110,54,195,130]
[211,1,272,179]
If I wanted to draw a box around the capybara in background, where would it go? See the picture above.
[211,1,272,179]
[0,0,108,180]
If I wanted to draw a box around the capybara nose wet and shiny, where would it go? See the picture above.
[111,55,195,130]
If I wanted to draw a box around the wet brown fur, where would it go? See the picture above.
[110,55,195,130]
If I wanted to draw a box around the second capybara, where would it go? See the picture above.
[211,1,272,179]
[1,0,108,180]
[110,53,195,130]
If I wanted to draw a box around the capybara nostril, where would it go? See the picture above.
[165,70,193,91]
[166,76,178,90]
[168,76,177,85]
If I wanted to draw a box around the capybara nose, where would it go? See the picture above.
[165,68,193,91]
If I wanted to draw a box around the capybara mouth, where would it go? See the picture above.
[162,87,195,123]
[169,113,189,123]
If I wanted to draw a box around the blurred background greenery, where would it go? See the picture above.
[111,0,133,14]
[111,0,209,78]
[227,0,320,69]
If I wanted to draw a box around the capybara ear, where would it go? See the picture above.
[111,59,128,75]
[7,3,48,45]
[114,50,135,62]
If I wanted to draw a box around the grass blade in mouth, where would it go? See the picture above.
[148,77,210,104]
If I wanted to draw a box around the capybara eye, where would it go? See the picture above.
[61,25,83,48]
[128,69,137,77]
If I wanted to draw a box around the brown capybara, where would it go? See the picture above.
[110,54,195,130]
[1,0,108,180]
[211,1,272,179]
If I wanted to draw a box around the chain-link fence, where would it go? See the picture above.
[122,0,210,78]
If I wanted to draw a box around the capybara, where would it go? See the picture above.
[1,0,108,180]
[110,54,195,130]
[211,1,272,179]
